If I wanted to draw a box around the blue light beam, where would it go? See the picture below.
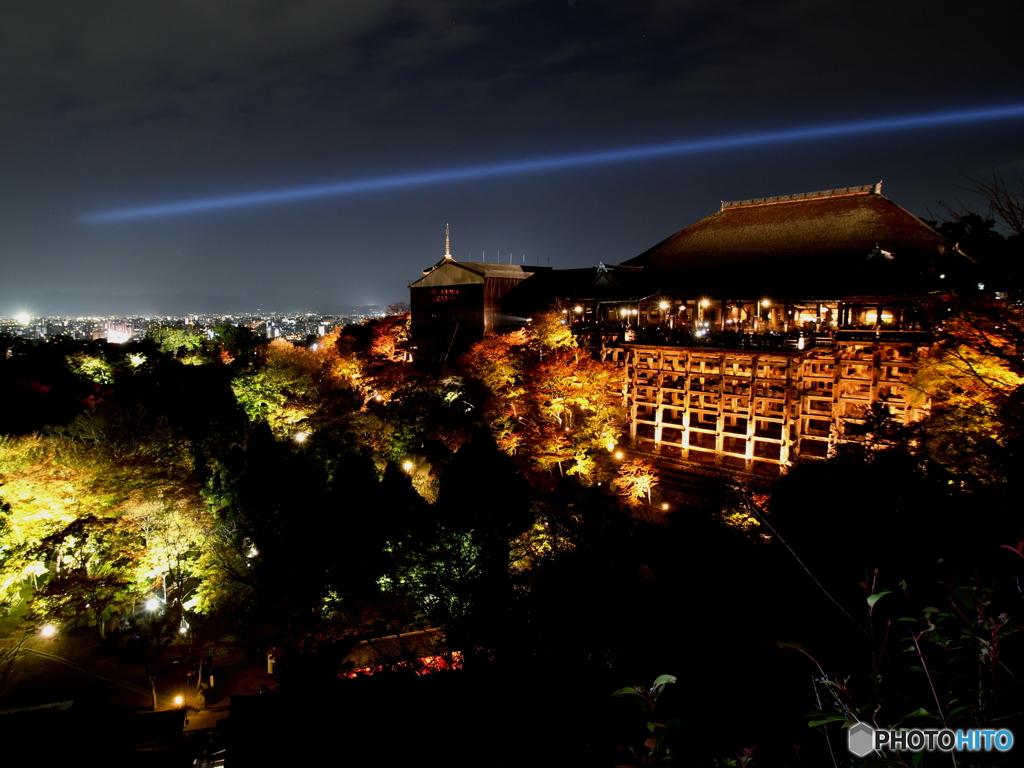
[82,103,1024,223]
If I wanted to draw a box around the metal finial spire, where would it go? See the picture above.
[444,223,452,259]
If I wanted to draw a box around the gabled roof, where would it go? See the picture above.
[409,256,540,289]
[623,184,966,297]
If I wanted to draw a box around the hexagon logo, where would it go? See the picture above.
[848,722,875,757]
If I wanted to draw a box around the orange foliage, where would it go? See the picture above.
[368,314,410,363]
[460,321,626,477]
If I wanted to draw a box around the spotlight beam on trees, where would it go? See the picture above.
[81,104,1024,223]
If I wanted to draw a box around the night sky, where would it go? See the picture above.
[2,1,1021,317]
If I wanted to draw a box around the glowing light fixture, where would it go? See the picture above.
[81,103,1024,222]
[40,624,57,637]
[403,461,414,472]
[15,313,30,325]
[145,598,160,612]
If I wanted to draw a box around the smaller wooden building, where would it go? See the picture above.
[409,227,546,365]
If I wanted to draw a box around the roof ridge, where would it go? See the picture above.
[721,183,882,211]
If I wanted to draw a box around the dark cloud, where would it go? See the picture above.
[1,1,1021,315]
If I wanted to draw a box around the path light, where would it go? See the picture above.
[145,598,161,612]
[174,696,184,706]
[293,431,308,443]
[40,624,56,637]
[614,451,625,460]
[403,461,414,472]
[661,503,670,511]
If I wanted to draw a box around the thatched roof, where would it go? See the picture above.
[623,185,967,298]
[343,628,449,670]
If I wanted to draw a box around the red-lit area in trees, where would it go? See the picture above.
[341,651,465,679]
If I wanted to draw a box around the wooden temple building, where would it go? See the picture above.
[413,184,978,478]
[409,224,547,365]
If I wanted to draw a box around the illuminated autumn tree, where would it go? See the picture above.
[459,310,625,479]
[0,394,211,617]
[527,307,576,354]
[521,349,625,474]
[614,458,658,507]
[27,514,146,638]
[317,327,363,383]
[147,324,206,359]
[458,329,529,454]
[368,313,410,363]
[231,338,328,435]
[65,352,115,385]
[912,299,1024,488]
[131,502,210,614]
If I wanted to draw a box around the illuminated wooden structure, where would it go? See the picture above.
[564,184,974,476]
[625,337,930,476]
[407,186,975,477]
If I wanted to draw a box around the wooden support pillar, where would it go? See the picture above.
[715,352,726,464]
[745,354,758,471]
[653,349,664,451]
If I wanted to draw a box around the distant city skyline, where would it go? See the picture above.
[1,309,384,347]
[1,290,388,320]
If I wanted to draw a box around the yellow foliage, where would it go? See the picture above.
[721,510,762,532]
[526,309,577,352]
[461,330,529,394]
[614,458,658,507]
[0,428,207,610]
[917,318,1024,416]
[318,329,363,383]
